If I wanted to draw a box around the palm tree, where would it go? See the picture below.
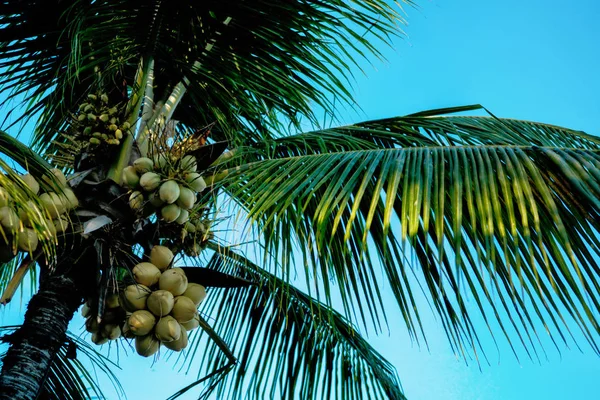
[0,1,599,399]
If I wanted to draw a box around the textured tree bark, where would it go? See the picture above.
[0,265,85,400]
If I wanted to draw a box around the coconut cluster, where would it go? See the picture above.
[82,293,126,345]
[0,169,77,259]
[120,245,207,357]
[74,92,129,147]
[181,218,214,257]
[123,155,207,225]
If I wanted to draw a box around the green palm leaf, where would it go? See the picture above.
[173,247,404,400]
[213,107,600,359]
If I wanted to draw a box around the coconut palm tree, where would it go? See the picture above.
[0,1,600,399]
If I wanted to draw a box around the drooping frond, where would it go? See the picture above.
[0,0,406,151]
[173,248,405,400]
[214,107,600,359]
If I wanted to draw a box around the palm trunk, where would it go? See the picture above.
[0,259,86,400]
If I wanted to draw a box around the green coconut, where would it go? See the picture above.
[133,262,161,286]
[159,180,180,204]
[129,191,144,211]
[0,207,19,230]
[148,191,164,208]
[153,154,169,171]
[140,172,161,192]
[122,284,151,311]
[184,221,196,233]
[183,283,207,306]
[17,200,39,227]
[163,325,188,351]
[0,188,10,207]
[159,268,188,296]
[62,188,79,209]
[122,166,140,189]
[176,186,196,210]
[103,324,121,340]
[91,332,108,346]
[21,174,39,195]
[171,296,197,323]
[150,245,174,271]
[54,216,69,233]
[81,303,91,318]
[128,310,157,336]
[86,317,100,333]
[184,172,207,192]
[175,209,189,225]
[105,293,120,309]
[161,204,181,223]
[121,318,135,339]
[147,290,175,317]
[17,228,38,252]
[41,218,57,239]
[180,314,200,331]
[47,168,68,187]
[155,315,181,342]
[133,157,154,174]
[135,334,161,357]
[180,155,197,172]
[39,193,60,219]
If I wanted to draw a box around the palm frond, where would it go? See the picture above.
[174,248,404,400]
[214,109,600,359]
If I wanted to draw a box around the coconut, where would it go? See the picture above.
[183,283,207,306]
[180,314,200,331]
[154,315,181,342]
[176,186,196,210]
[48,168,68,187]
[54,216,69,233]
[81,303,91,318]
[159,180,180,204]
[150,245,174,271]
[161,204,181,223]
[129,191,144,211]
[62,188,79,209]
[135,334,161,357]
[0,188,10,207]
[122,284,151,311]
[0,207,19,230]
[153,154,168,171]
[164,325,188,351]
[140,172,161,192]
[122,166,139,189]
[21,174,39,195]
[103,324,121,340]
[91,332,108,346]
[175,209,189,225]
[147,290,175,316]
[86,317,100,333]
[133,262,161,286]
[128,310,157,336]
[159,268,188,296]
[41,218,57,238]
[180,155,197,172]
[171,296,197,323]
[184,221,196,233]
[121,318,135,339]
[39,193,58,219]
[17,200,39,227]
[17,228,38,252]
[133,157,154,174]
[105,293,120,309]
[148,191,164,208]
[184,172,207,193]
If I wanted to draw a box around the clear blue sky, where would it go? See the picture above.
[2,1,600,399]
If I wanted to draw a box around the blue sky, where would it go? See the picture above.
[2,1,600,399]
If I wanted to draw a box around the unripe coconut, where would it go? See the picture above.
[148,191,164,208]
[146,290,174,317]
[129,191,144,211]
[161,204,181,223]
[62,188,79,209]
[155,315,181,342]
[41,218,57,239]
[133,262,161,286]
[101,93,109,103]
[86,317,100,333]
[180,314,200,331]
[92,332,108,345]
[51,192,67,215]
[0,188,10,207]
[121,318,135,339]
[184,221,196,233]
[135,334,160,357]
[81,303,91,318]
[140,172,161,192]
[17,200,39,227]
[122,166,139,189]
[133,157,154,174]
[153,154,168,171]
[39,193,59,219]
[171,296,197,323]
[184,172,207,193]
[175,209,189,225]
[17,228,38,252]
[105,293,120,309]
[180,155,197,172]
[21,174,39,195]
[0,206,19,230]
[164,325,188,351]
[176,186,196,210]
[128,310,156,336]
[54,215,69,233]
[159,268,188,296]
[122,284,151,311]
[48,168,68,187]
[159,180,180,204]
[103,324,121,340]
[150,245,174,271]
[183,283,207,306]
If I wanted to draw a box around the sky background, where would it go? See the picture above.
[2,0,600,399]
